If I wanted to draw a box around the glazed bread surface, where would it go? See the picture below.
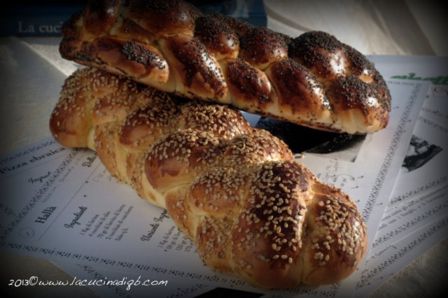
[50,68,367,288]
[59,0,391,134]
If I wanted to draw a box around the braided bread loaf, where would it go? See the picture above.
[59,0,391,134]
[50,68,367,288]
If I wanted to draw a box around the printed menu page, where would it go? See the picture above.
[2,36,446,297]
[0,78,427,297]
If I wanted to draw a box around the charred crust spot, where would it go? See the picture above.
[227,59,271,105]
[119,18,154,41]
[344,46,391,111]
[129,0,194,12]
[210,13,253,38]
[343,45,374,76]
[277,32,294,46]
[288,31,342,76]
[270,59,330,112]
[240,27,288,66]
[194,15,239,56]
[290,31,340,54]
[328,76,390,113]
[84,0,120,35]
[128,0,201,33]
[271,59,306,90]
[329,76,370,110]
[121,41,166,69]
[170,38,225,95]
[85,0,119,17]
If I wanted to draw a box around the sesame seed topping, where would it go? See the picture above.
[52,55,367,284]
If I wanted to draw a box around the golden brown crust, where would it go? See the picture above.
[59,0,391,134]
[180,102,252,139]
[119,93,179,149]
[189,168,248,218]
[50,68,367,288]
[231,161,309,288]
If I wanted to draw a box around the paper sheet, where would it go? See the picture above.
[372,115,448,254]
[369,56,448,126]
[256,57,447,297]
[0,78,427,297]
[347,111,448,295]
[71,109,448,298]
[301,80,427,245]
[1,35,446,296]
[336,57,448,297]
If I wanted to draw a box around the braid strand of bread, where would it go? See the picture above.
[59,0,391,134]
[50,68,367,288]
